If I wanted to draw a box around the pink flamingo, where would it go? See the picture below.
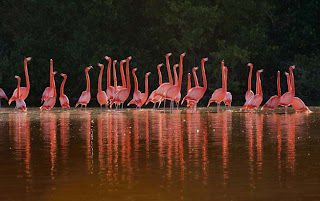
[279,66,295,113]
[40,71,57,111]
[105,56,115,102]
[245,63,254,101]
[119,59,126,90]
[145,63,164,109]
[245,69,264,110]
[75,66,93,108]
[172,64,181,107]
[163,52,186,111]
[41,59,55,103]
[261,71,281,112]
[207,61,227,112]
[97,63,108,108]
[127,68,142,107]
[0,88,8,107]
[110,56,132,109]
[9,57,31,105]
[59,73,70,108]
[128,69,151,108]
[223,66,232,108]
[152,53,174,108]
[181,58,208,109]
[14,76,27,111]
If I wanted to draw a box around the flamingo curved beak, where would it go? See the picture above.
[193,67,198,70]
[203,58,208,62]
[15,75,19,79]
[26,57,32,61]
[127,56,132,60]
[133,68,138,72]
[105,56,110,60]
[146,72,151,76]
[181,53,186,57]
[166,53,172,57]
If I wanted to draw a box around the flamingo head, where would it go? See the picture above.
[180,52,186,57]
[173,64,179,70]
[25,57,32,62]
[193,67,198,71]
[247,63,253,68]
[290,65,295,70]
[132,68,138,73]
[221,60,225,67]
[113,60,117,65]
[127,56,132,61]
[202,57,209,62]
[86,66,93,71]
[224,66,228,74]
[166,53,172,57]
[277,71,280,76]
[104,56,111,61]
[98,63,104,69]
[52,71,57,76]
[284,71,289,76]
[146,72,151,76]
[15,75,20,80]
[120,60,126,65]
[157,63,164,69]
[60,73,67,78]
[258,69,263,74]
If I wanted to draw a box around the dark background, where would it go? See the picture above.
[1,0,319,107]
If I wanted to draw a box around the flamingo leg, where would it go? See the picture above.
[163,99,166,109]
[217,103,220,113]
[152,103,156,110]
[158,101,161,109]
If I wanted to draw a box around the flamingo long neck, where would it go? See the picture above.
[98,66,104,92]
[290,68,295,96]
[157,66,163,85]
[187,73,191,91]
[285,73,292,92]
[144,74,149,96]
[178,55,184,89]
[125,59,131,91]
[17,77,21,98]
[120,62,126,88]
[107,58,112,88]
[173,66,178,85]
[166,55,173,84]
[201,60,207,90]
[52,73,57,97]
[224,68,228,91]
[24,59,30,90]
[133,70,138,92]
[277,72,281,97]
[248,65,253,91]
[257,72,262,95]
[192,68,199,87]
[60,76,67,96]
[86,70,90,92]
[113,62,117,90]
[50,60,53,88]
[222,67,226,92]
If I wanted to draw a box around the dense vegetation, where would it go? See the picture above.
[1,0,319,106]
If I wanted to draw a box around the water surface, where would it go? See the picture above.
[0,107,320,200]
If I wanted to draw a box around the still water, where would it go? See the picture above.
[0,107,319,201]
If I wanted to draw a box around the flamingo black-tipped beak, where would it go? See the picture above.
[15,75,19,79]
[203,58,209,62]
[133,68,138,71]
[53,71,57,75]
[146,72,151,76]
[166,53,172,57]
[26,57,32,61]
[181,53,186,56]
[121,60,126,64]
[105,56,110,60]
[114,60,117,63]
[194,67,198,70]
[60,73,65,76]
[127,56,132,60]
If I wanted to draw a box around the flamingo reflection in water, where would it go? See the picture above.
[60,111,70,171]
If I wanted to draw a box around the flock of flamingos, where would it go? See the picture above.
[0,53,311,113]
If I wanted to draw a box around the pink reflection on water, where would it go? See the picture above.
[60,111,70,172]
[97,113,106,182]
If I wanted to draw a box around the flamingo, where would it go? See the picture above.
[279,66,295,113]
[128,69,151,108]
[261,71,281,112]
[145,63,164,109]
[105,56,115,102]
[207,61,227,112]
[181,57,208,109]
[59,73,70,108]
[8,57,31,105]
[14,76,27,111]
[41,59,55,103]
[40,71,57,111]
[75,66,93,108]
[172,64,181,107]
[223,67,232,108]
[163,52,186,111]
[0,88,8,107]
[245,69,264,110]
[152,53,173,108]
[119,59,126,89]
[245,63,254,101]
[97,63,108,108]
[110,56,132,109]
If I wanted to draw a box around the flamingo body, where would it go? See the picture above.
[223,92,232,106]
[291,97,311,112]
[59,95,70,108]
[0,88,8,100]
[75,66,93,108]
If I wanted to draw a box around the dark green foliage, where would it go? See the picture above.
[0,0,319,106]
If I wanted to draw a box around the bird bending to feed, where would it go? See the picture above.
[14,76,27,111]
[97,63,108,108]
[261,71,281,112]
[0,88,8,107]
[41,59,55,103]
[244,69,264,110]
[163,52,186,112]
[59,73,70,109]
[182,57,208,110]
[207,61,227,112]
[75,66,93,108]
[40,71,57,111]
[9,57,31,105]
